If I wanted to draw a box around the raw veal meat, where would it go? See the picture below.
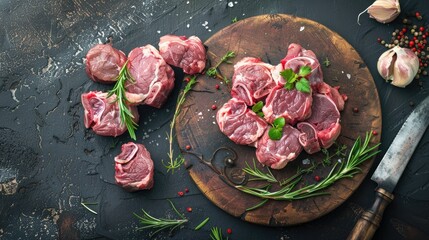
[216,98,267,146]
[159,35,206,75]
[81,91,139,137]
[316,82,345,111]
[297,122,321,154]
[305,94,341,148]
[115,142,154,192]
[125,45,175,108]
[272,43,323,88]
[255,125,303,169]
[262,86,312,125]
[231,57,276,106]
[85,44,127,84]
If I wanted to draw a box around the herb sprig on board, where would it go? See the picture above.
[280,65,311,93]
[210,227,228,240]
[107,60,138,140]
[207,51,236,84]
[237,132,379,205]
[163,75,198,173]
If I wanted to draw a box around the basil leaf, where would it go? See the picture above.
[280,69,295,82]
[273,117,285,128]
[268,128,282,140]
[298,66,311,77]
[252,101,264,113]
[296,78,311,93]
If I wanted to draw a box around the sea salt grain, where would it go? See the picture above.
[228,2,234,7]
[346,74,351,79]
[302,158,311,165]
[300,26,305,31]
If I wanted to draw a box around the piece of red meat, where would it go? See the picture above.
[305,94,341,148]
[231,57,276,106]
[255,125,303,169]
[316,82,346,111]
[81,91,139,137]
[85,44,127,84]
[297,122,321,154]
[272,43,323,88]
[262,86,312,125]
[115,142,154,192]
[216,98,267,146]
[125,44,175,108]
[159,35,206,75]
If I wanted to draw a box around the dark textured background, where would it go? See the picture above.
[0,0,428,239]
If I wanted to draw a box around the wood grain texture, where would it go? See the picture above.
[176,14,382,226]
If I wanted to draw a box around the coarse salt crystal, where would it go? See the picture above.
[300,26,305,31]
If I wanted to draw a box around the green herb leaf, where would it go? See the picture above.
[298,65,311,77]
[285,82,294,90]
[232,17,238,23]
[207,51,236,85]
[194,217,210,230]
[268,128,282,140]
[280,69,296,83]
[295,78,311,93]
[273,117,285,128]
[252,101,264,112]
[257,112,265,118]
[323,57,331,67]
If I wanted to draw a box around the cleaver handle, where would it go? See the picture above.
[347,188,394,240]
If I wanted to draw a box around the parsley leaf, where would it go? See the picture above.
[268,117,286,140]
[295,78,311,93]
[252,101,264,117]
[298,66,311,77]
[280,66,312,93]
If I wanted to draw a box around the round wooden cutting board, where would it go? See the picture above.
[175,14,381,226]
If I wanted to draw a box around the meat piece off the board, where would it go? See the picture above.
[115,142,154,192]
[81,91,139,137]
[216,98,267,146]
[125,44,175,108]
[255,125,303,169]
[262,86,312,125]
[85,44,127,84]
[158,35,206,75]
[231,57,276,106]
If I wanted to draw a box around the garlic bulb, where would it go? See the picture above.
[357,0,400,25]
[377,46,419,88]
[368,0,400,23]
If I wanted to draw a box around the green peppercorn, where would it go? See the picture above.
[411,29,416,34]
[423,71,428,76]
[413,25,418,29]
[381,40,386,44]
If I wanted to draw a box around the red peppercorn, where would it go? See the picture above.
[215,84,220,90]
[423,35,427,39]
[178,191,184,197]
[211,104,217,110]
[314,175,321,182]
[420,27,425,32]
[372,130,378,136]
[186,207,192,212]
[227,228,232,234]
[397,36,401,40]
[185,77,190,82]
[426,32,429,36]
[399,31,404,36]
[402,28,407,33]
[185,188,189,193]
[185,145,191,150]
[416,12,421,17]
[409,41,415,47]
[377,37,381,42]
[353,107,359,113]
[420,62,423,67]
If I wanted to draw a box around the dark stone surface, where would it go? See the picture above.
[0,0,428,239]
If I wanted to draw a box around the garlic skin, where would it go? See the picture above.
[368,0,400,24]
[377,46,419,88]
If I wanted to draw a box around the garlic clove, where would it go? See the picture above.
[368,0,400,24]
[377,46,419,88]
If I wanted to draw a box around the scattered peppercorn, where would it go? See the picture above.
[211,104,217,110]
[185,145,191,150]
[185,188,189,193]
[178,191,184,197]
[227,228,232,234]
[186,207,192,212]
[215,84,220,90]
[314,175,321,182]
[353,107,359,113]
[372,130,378,136]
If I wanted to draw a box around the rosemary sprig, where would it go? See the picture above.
[243,159,277,183]
[237,132,380,201]
[163,76,198,173]
[207,51,235,84]
[107,60,138,140]
[134,199,188,237]
[194,217,210,230]
[210,227,228,240]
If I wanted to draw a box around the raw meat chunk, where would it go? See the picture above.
[115,142,154,192]
[159,35,206,75]
[256,125,303,169]
[231,57,276,106]
[216,98,267,146]
[297,122,321,154]
[81,91,139,137]
[85,44,127,84]
[125,45,175,108]
[262,86,312,125]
